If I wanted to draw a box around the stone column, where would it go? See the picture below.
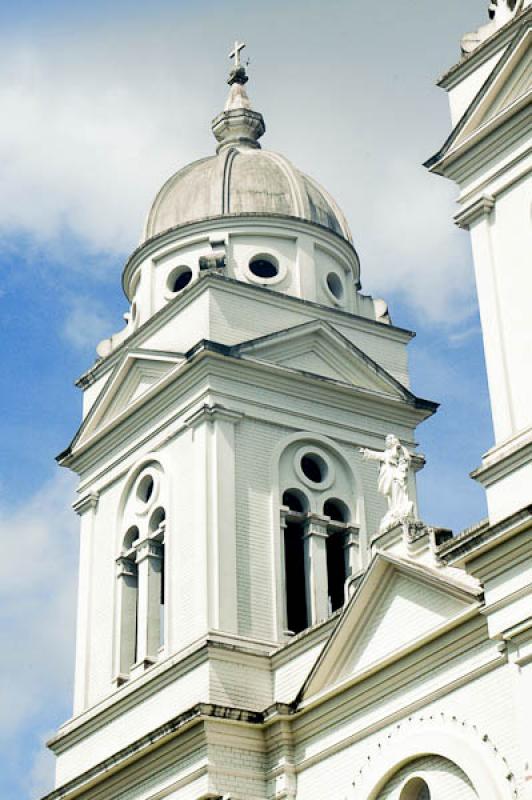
[303,515,329,625]
[134,538,163,668]
[343,526,360,579]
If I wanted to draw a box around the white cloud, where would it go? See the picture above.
[27,734,57,800]
[63,300,116,350]
[0,471,78,752]
[0,1,485,324]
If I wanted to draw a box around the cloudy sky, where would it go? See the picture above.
[0,1,493,797]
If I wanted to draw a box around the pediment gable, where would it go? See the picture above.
[235,321,413,401]
[456,28,531,145]
[428,24,531,168]
[301,555,481,700]
[73,351,183,449]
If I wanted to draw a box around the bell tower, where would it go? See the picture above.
[426,1,532,523]
[46,46,436,800]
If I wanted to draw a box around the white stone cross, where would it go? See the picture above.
[229,40,246,68]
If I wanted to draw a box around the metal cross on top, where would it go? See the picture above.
[229,40,246,68]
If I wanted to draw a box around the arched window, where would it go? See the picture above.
[324,498,351,614]
[279,441,359,637]
[282,489,310,635]
[116,464,167,680]
[117,527,139,675]
[149,507,166,649]
[400,778,431,800]
[282,489,308,514]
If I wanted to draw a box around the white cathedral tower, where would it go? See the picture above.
[44,11,531,799]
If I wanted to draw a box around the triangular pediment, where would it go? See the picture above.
[235,321,413,401]
[301,554,481,700]
[428,24,532,168]
[455,28,531,145]
[74,351,184,449]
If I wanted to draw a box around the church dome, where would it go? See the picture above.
[142,52,352,244]
[143,150,352,243]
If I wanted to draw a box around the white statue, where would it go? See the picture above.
[360,434,415,532]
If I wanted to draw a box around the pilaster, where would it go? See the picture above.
[186,404,243,634]
[72,492,99,714]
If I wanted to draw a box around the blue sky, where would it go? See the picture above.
[0,1,493,797]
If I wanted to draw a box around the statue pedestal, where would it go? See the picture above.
[371,518,453,564]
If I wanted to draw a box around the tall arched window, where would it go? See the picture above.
[116,526,139,675]
[149,507,166,649]
[116,464,167,681]
[323,498,350,614]
[282,490,310,635]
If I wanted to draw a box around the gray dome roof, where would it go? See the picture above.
[143,147,353,244]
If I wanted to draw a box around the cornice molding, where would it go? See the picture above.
[184,402,244,430]
[454,194,495,228]
[72,492,99,516]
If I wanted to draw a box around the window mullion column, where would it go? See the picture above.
[135,538,163,667]
[343,526,360,579]
[303,514,329,625]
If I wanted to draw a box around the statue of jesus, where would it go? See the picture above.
[360,434,415,532]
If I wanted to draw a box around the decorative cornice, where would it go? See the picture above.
[454,194,495,229]
[43,703,262,800]
[72,492,99,516]
[471,425,532,486]
[439,504,532,565]
[184,403,244,430]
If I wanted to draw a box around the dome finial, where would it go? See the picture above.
[225,40,251,111]
[211,41,265,151]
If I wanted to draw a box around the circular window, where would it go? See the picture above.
[137,474,154,503]
[249,255,279,280]
[300,453,328,484]
[294,446,334,490]
[326,272,344,302]
[168,265,193,294]
[133,469,160,514]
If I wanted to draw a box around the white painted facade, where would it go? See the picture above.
[44,12,532,800]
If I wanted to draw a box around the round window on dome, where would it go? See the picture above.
[326,272,344,302]
[249,255,279,281]
[168,265,193,294]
